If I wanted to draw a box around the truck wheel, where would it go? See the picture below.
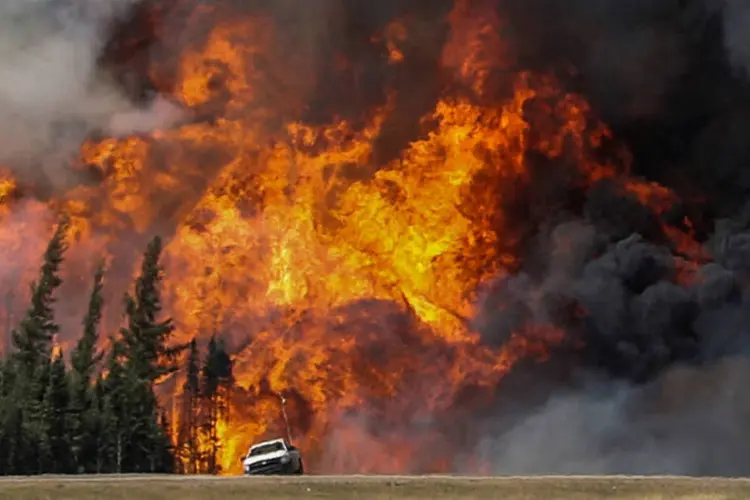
[297,459,305,474]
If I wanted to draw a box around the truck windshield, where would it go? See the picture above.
[249,442,285,456]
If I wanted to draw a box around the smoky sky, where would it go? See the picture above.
[16,0,750,217]
[0,0,183,196]
[497,0,750,221]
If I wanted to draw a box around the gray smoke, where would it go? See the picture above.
[467,200,750,476]
[0,0,183,190]
[475,357,750,476]
[451,0,750,475]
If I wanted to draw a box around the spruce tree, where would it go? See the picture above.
[69,263,105,472]
[0,359,8,475]
[89,374,105,473]
[140,392,175,473]
[117,236,179,472]
[40,351,71,473]
[0,419,5,476]
[11,218,68,373]
[100,338,129,473]
[1,405,25,475]
[72,263,105,387]
[156,409,176,473]
[201,335,234,474]
[97,380,119,473]
[0,358,23,474]
[178,338,201,473]
[120,236,181,384]
[8,218,69,474]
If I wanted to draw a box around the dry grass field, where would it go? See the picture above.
[2,475,750,500]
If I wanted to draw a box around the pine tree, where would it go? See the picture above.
[156,409,176,473]
[201,335,234,474]
[0,405,25,475]
[99,338,129,473]
[0,359,8,475]
[8,218,69,475]
[120,236,181,384]
[89,374,106,473]
[178,338,201,473]
[69,263,105,472]
[0,232,248,475]
[0,358,23,474]
[116,236,179,472]
[11,218,68,374]
[141,395,175,473]
[40,351,71,473]
[97,382,119,473]
[72,263,105,387]
[0,417,5,476]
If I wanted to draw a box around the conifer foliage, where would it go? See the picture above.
[0,225,236,475]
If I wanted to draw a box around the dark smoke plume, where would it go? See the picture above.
[499,0,750,219]
[449,0,750,476]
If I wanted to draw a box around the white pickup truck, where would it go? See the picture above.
[241,438,305,475]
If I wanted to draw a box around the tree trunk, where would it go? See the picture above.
[116,434,122,473]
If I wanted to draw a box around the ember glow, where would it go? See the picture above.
[0,0,711,475]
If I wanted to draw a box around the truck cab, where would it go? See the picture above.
[242,438,304,475]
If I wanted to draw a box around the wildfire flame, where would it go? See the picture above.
[0,0,703,475]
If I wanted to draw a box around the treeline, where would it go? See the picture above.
[0,219,235,475]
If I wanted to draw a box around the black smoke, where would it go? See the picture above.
[498,0,750,220]
[472,0,750,375]
[434,0,750,476]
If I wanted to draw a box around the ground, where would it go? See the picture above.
[1,475,750,499]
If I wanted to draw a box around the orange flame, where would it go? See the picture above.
[0,0,706,474]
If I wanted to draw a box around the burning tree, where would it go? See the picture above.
[200,335,234,474]
[175,334,234,475]
[177,338,201,474]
